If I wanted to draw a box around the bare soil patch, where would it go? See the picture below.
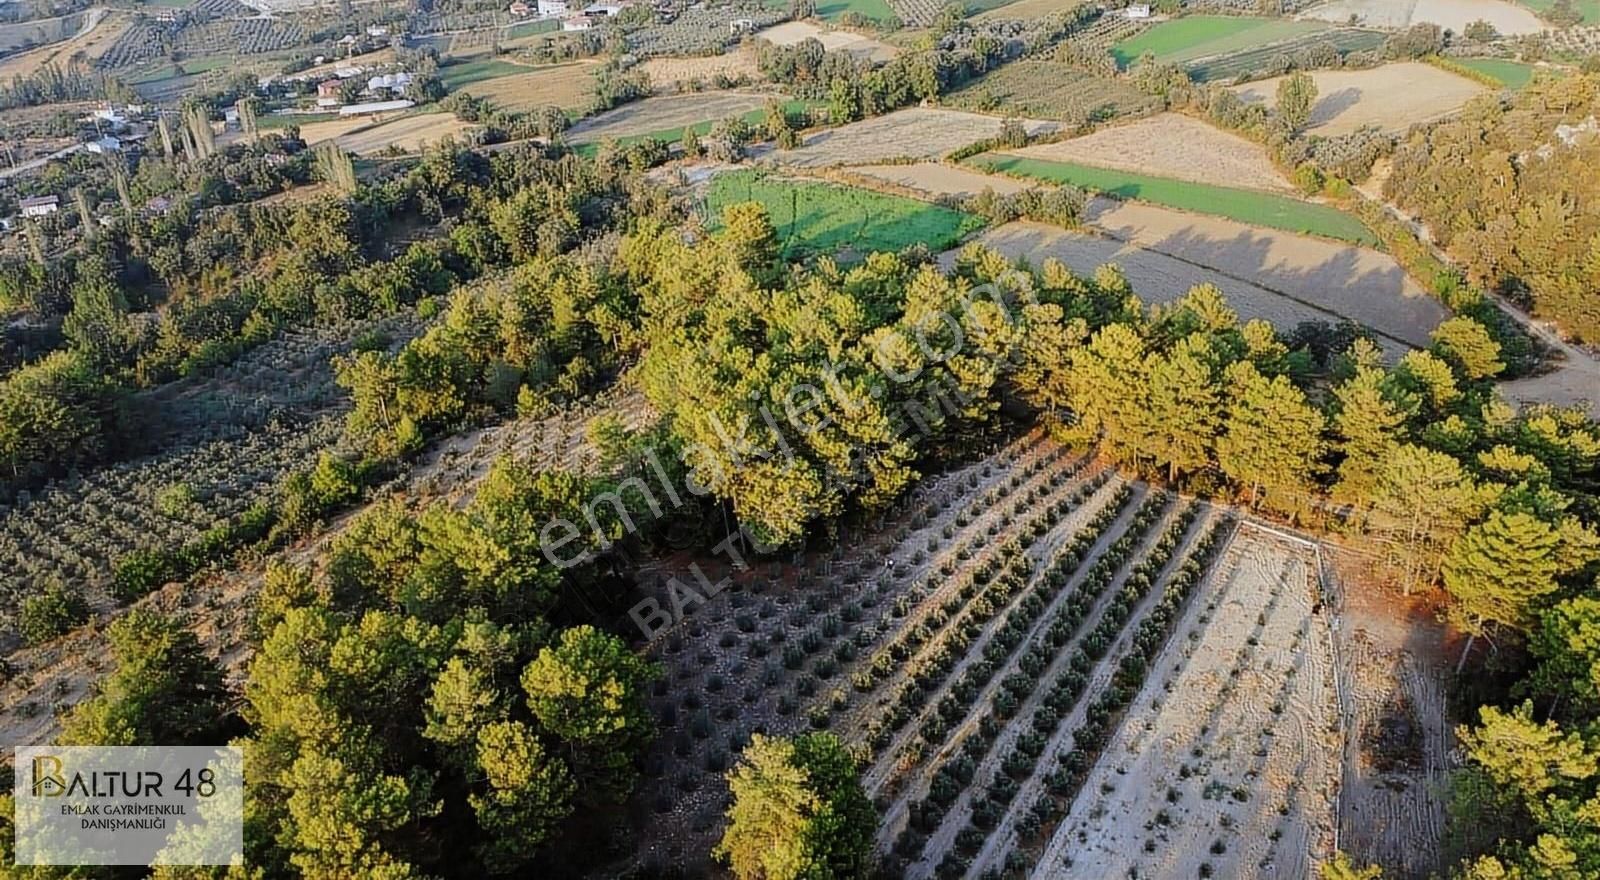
[1036,524,1341,879]
[284,112,402,145]
[1232,62,1489,136]
[761,107,1058,168]
[953,222,1412,358]
[842,162,1037,199]
[336,112,478,154]
[1086,199,1449,349]
[1006,113,1294,194]
[1327,549,1457,878]
[566,91,770,144]
[756,20,898,63]
[1300,0,1544,36]
[638,48,760,91]
[461,62,597,112]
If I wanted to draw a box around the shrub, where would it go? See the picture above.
[19,582,89,646]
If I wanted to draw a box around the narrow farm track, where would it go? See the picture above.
[891,491,1199,878]
[954,503,1219,879]
[863,475,1134,801]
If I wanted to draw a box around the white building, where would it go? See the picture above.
[338,99,414,116]
[366,72,413,95]
[85,135,122,154]
[583,3,622,15]
[562,15,592,29]
[1125,4,1151,18]
[19,195,59,218]
[538,0,568,13]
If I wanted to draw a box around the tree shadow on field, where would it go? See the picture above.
[1311,86,1363,128]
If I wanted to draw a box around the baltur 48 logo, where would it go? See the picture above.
[29,753,216,800]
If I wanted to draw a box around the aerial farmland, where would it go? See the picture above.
[0,0,1596,879]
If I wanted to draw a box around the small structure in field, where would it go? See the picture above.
[19,195,59,218]
[1125,3,1151,18]
[562,14,593,29]
[538,0,568,14]
[509,0,531,13]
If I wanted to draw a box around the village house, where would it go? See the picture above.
[537,0,568,13]
[509,0,532,15]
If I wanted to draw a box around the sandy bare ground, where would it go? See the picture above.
[758,108,1058,168]
[842,162,1037,199]
[565,91,770,143]
[1500,362,1600,416]
[0,8,124,79]
[1088,199,1448,349]
[462,62,597,112]
[1233,63,1489,136]
[1034,524,1341,879]
[639,48,760,91]
[1005,113,1294,194]
[756,20,899,64]
[951,222,1412,358]
[336,112,478,154]
[1300,0,1544,35]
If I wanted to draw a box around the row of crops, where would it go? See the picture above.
[630,432,1080,851]
[1185,27,1387,82]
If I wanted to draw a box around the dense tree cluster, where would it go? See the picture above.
[716,732,875,880]
[239,456,656,877]
[1387,74,1600,342]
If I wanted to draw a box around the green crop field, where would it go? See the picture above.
[968,154,1376,245]
[704,171,985,256]
[764,0,896,21]
[1110,15,1329,68]
[1453,57,1539,89]
[439,57,534,90]
[1516,0,1600,23]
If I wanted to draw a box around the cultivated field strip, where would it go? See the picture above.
[839,456,1109,745]
[904,498,1215,879]
[1030,523,1337,880]
[884,487,1183,876]
[627,433,1092,861]
[862,475,1132,796]
[958,503,1225,879]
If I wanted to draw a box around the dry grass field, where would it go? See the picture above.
[1031,525,1341,880]
[1233,62,1489,136]
[638,48,761,90]
[843,162,1037,199]
[1301,0,1544,35]
[761,107,1057,168]
[461,61,597,112]
[336,112,478,154]
[1005,113,1293,193]
[0,8,126,79]
[756,20,899,63]
[292,112,404,145]
[565,92,770,143]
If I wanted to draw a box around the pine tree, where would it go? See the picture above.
[1445,511,1600,636]
[1330,366,1416,518]
[716,733,874,880]
[1369,444,1481,593]
[1146,333,1221,484]
[1215,361,1325,514]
